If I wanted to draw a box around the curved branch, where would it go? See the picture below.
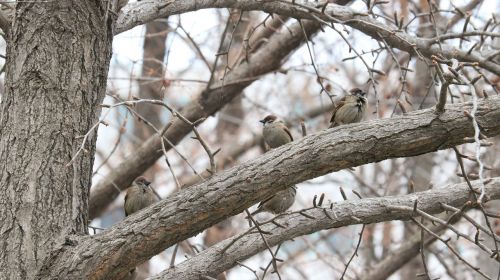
[116,0,500,75]
[151,178,500,280]
[44,96,500,279]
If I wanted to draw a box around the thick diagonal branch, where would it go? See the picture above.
[44,97,500,279]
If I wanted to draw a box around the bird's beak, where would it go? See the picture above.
[259,119,265,124]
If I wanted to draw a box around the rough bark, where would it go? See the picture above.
[206,11,254,280]
[88,19,322,219]
[180,102,334,188]
[152,178,498,280]
[42,97,500,279]
[476,12,500,278]
[0,1,112,279]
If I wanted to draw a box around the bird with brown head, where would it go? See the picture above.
[260,115,293,149]
[124,176,159,217]
[329,88,367,128]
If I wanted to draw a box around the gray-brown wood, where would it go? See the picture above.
[0,1,497,279]
[0,1,113,279]
[40,97,500,279]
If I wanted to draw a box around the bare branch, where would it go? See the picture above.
[360,209,465,280]
[180,102,334,188]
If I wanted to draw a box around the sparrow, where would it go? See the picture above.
[124,176,159,216]
[250,186,297,216]
[259,115,293,148]
[329,88,367,128]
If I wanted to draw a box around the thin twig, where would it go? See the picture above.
[169,243,180,268]
[244,209,282,280]
[340,225,365,280]
[411,217,493,280]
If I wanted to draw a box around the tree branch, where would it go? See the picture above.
[44,96,500,279]
[152,179,494,280]
[116,0,500,75]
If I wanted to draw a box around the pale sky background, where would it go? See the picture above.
[88,0,498,278]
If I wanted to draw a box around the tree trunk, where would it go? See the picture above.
[0,1,112,278]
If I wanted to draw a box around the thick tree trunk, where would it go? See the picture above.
[0,1,112,278]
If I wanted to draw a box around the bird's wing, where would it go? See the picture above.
[329,96,347,125]
[283,126,294,141]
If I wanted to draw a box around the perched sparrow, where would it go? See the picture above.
[124,177,159,216]
[329,88,367,128]
[250,187,297,216]
[260,115,293,148]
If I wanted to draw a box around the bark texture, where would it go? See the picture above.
[402,2,442,276]
[132,17,170,279]
[0,1,112,278]
[41,97,500,279]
